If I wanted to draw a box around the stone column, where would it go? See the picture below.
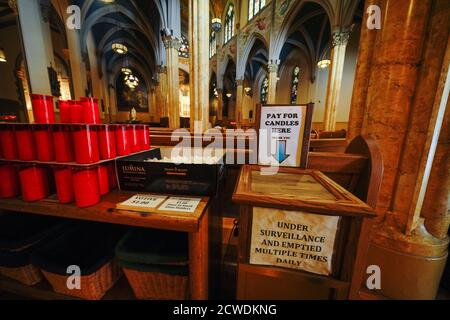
[267,61,279,104]
[189,0,210,131]
[217,88,223,121]
[356,0,450,299]
[163,36,181,129]
[323,31,350,131]
[347,0,380,141]
[156,65,168,122]
[235,78,244,124]
[16,0,54,95]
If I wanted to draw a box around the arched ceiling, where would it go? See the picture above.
[244,39,268,82]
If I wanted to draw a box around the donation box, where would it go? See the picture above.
[232,165,375,299]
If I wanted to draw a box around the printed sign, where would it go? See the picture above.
[257,104,313,168]
[158,197,201,213]
[116,194,167,211]
[250,207,340,276]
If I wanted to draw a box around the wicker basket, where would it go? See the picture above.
[41,261,121,300]
[123,268,188,300]
[0,264,42,286]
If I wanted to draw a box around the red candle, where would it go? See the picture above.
[139,125,151,150]
[106,162,118,189]
[53,166,74,203]
[31,94,55,124]
[59,100,71,123]
[0,164,20,198]
[34,125,55,162]
[15,124,36,161]
[19,165,49,201]
[72,125,100,164]
[81,97,100,124]
[0,124,18,160]
[97,165,109,195]
[115,125,130,156]
[69,100,84,124]
[99,125,117,160]
[53,125,74,162]
[72,167,100,207]
[128,125,141,153]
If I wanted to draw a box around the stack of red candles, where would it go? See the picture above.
[0,93,151,208]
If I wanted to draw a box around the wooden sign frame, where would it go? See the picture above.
[255,103,314,169]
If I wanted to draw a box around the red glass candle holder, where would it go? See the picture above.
[18,165,49,202]
[58,100,71,123]
[139,125,151,150]
[69,100,84,124]
[0,164,20,198]
[33,124,55,162]
[15,124,36,161]
[115,124,130,156]
[72,167,100,208]
[31,94,55,124]
[0,123,18,160]
[128,125,141,153]
[106,162,118,189]
[97,165,109,196]
[72,125,100,164]
[81,97,100,124]
[99,125,117,160]
[53,125,74,162]
[53,166,74,203]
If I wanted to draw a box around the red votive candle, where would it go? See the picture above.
[69,100,84,124]
[72,167,100,207]
[34,125,55,162]
[98,125,117,159]
[97,165,109,195]
[0,164,20,198]
[0,124,18,160]
[31,94,55,124]
[58,100,71,123]
[106,162,118,189]
[81,97,100,124]
[15,124,36,161]
[115,125,130,156]
[128,125,141,153]
[53,125,74,162]
[53,166,74,203]
[72,125,100,164]
[139,125,151,150]
[19,165,49,202]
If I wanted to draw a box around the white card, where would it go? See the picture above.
[118,194,167,209]
[158,197,201,213]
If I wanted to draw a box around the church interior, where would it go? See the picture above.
[0,0,449,302]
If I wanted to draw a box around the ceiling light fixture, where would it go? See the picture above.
[226,93,232,98]
[125,74,139,89]
[112,42,128,55]
[211,18,222,32]
[317,59,331,69]
[0,48,6,62]
[121,67,132,75]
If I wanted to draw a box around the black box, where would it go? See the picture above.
[115,147,225,196]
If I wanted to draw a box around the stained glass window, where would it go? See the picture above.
[290,66,300,104]
[210,31,216,58]
[260,76,268,103]
[224,4,235,44]
[178,35,189,58]
[248,0,266,20]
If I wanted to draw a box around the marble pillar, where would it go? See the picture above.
[267,62,279,104]
[163,36,181,129]
[235,78,244,124]
[217,88,223,121]
[323,31,350,131]
[156,65,168,122]
[189,0,210,131]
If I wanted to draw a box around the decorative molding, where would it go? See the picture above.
[235,78,244,86]
[157,65,167,74]
[267,63,279,73]
[162,35,180,50]
[332,31,351,47]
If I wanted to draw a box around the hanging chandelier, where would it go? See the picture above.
[317,59,331,69]
[112,42,128,55]
[0,48,6,62]
[125,74,139,89]
[121,67,132,75]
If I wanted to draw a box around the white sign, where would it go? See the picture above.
[158,197,201,213]
[258,105,308,167]
[250,207,340,276]
[117,194,167,210]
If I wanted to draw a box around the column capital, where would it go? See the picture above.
[216,88,223,94]
[332,31,351,47]
[267,63,279,73]
[235,78,244,86]
[162,35,180,50]
[157,65,167,74]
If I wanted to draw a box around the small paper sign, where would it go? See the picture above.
[117,194,167,211]
[158,197,201,213]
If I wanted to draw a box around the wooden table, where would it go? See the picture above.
[0,191,210,300]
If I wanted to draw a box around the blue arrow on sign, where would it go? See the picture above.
[272,140,290,163]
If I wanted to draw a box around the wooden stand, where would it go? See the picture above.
[0,191,211,300]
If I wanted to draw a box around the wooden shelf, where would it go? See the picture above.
[0,275,136,300]
[0,190,209,233]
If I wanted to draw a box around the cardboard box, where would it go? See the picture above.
[115,147,225,196]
